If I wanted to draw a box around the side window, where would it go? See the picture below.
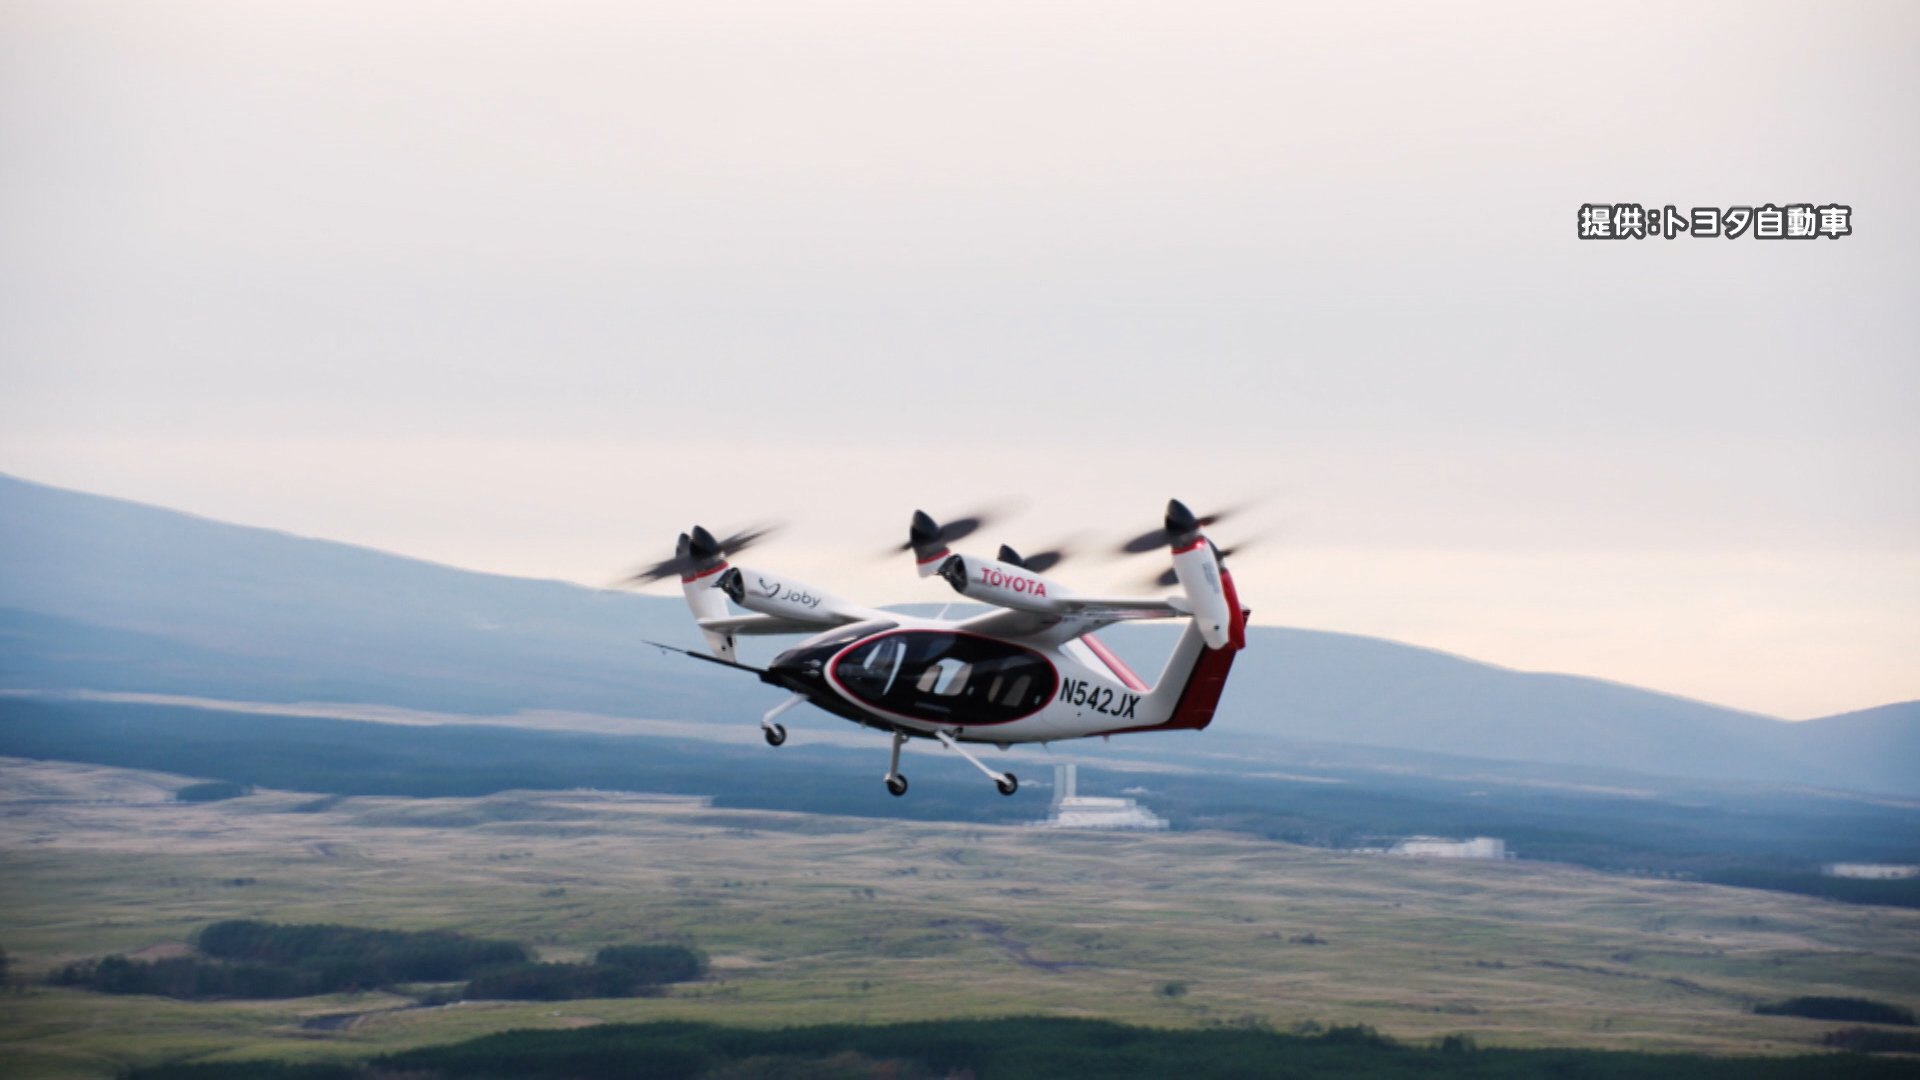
[1000,674,1031,706]
[933,662,971,696]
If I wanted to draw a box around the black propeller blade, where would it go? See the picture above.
[897,508,997,553]
[1116,500,1245,554]
[999,543,1070,574]
[1141,540,1255,589]
[618,522,780,586]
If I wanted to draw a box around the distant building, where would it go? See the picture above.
[1823,863,1920,880]
[1033,764,1169,831]
[1387,836,1509,860]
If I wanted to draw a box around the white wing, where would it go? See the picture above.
[955,596,1187,644]
[697,613,857,637]
[1054,595,1189,620]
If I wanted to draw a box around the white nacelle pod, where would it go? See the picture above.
[718,566,854,624]
[681,567,736,662]
[670,526,740,662]
[935,553,1066,613]
[1171,539,1232,650]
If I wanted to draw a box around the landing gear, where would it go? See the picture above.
[761,694,804,748]
[884,730,908,797]
[934,730,1020,797]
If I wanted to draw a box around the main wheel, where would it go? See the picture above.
[763,723,787,747]
[996,773,1019,796]
[886,774,909,797]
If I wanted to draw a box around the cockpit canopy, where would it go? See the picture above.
[830,630,1057,725]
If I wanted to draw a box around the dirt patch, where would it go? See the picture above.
[947,920,1087,973]
[299,1011,369,1032]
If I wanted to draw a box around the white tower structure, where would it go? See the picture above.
[1036,763,1167,831]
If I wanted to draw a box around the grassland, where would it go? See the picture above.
[3,757,1918,1078]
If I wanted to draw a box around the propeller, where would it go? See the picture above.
[617,522,780,586]
[1140,539,1259,589]
[997,543,1071,575]
[879,503,1024,564]
[897,507,999,553]
[1115,500,1247,555]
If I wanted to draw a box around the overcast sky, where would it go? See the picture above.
[3,1,1915,718]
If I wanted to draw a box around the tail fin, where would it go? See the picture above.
[1126,565,1247,733]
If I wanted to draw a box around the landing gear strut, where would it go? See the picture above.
[884,731,908,797]
[935,730,1019,796]
[761,694,803,748]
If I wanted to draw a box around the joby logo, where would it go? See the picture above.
[758,577,822,608]
[977,566,1047,597]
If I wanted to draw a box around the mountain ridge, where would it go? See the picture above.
[2,471,1912,795]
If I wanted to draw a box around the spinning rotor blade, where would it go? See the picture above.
[1116,501,1246,555]
[618,522,780,586]
[998,543,1071,574]
[1018,548,1069,574]
[1140,539,1258,589]
[881,503,1022,563]
[896,508,999,553]
[615,533,693,587]
[711,524,779,557]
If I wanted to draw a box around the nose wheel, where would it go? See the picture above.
[760,694,804,748]
[886,774,909,797]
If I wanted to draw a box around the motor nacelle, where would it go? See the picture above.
[936,553,1065,614]
[717,566,851,623]
[673,530,737,662]
[1163,499,1237,650]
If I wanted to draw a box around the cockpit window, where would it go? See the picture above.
[832,632,1056,724]
[863,637,905,695]
[768,621,900,691]
[934,662,971,696]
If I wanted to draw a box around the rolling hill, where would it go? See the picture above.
[1,472,1913,795]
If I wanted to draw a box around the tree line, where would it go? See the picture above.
[1754,996,1915,1026]
[120,1017,1920,1080]
[49,920,705,1003]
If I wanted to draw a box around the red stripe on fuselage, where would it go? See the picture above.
[1104,641,1237,735]
[1105,575,1249,735]
[1082,633,1148,692]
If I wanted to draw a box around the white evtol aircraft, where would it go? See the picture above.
[629,500,1248,798]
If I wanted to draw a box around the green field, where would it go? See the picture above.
[3,757,1918,1078]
